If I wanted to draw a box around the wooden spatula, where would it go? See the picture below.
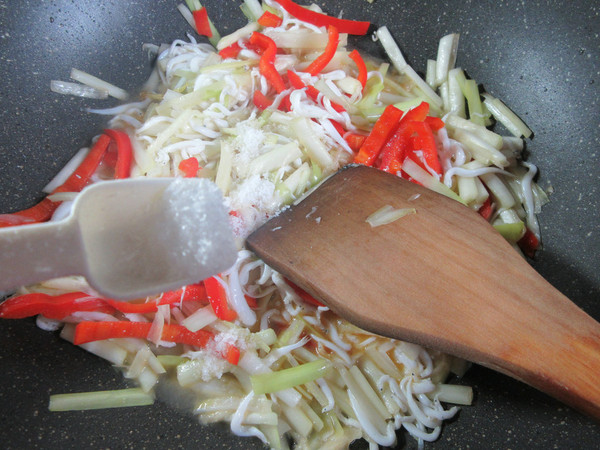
[246,164,600,420]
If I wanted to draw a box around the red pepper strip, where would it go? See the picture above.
[287,69,306,89]
[304,86,322,102]
[285,278,326,308]
[74,321,212,348]
[192,7,212,37]
[106,300,161,314]
[160,283,207,304]
[204,277,237,321]
[0,292,112,320]
[0,197,56,227]
[273,0,370,35]
[478,196,494,221]
[518,228,539,258]
[74,320,240,364]
[257,10,283,28]
[58,134,112,192]
[249,32,287,94]
[242,40,265,55]
[424,116,445,131]
[178,157,200,178]
[278,93,292,112]
[224,345,241,365]
[108,284,208,313]
[0,134,111,228]
[101,145,118,168]
[402,101,430,123]
[329,119,345,136]
[219,42,242,59]
[159,323,214,348]
[377,123,409,174]
[345,133,367,152]
[0,283,208,319]
[348,49,367,89]
[354,105,404,166]
[244,295,258,309]
[405,121,442,175]
[103,129,132,179]
[253,90,274,110]
[306,26,339,76]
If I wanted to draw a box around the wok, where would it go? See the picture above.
[0,0,598,448]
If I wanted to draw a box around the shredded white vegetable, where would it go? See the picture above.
[366,205,417,227]
[70,68,129,100]
[50,80,109,99]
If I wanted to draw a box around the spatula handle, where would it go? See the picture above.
[470,271,600,421]
[0,219,86,294]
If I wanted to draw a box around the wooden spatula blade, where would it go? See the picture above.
[247,165,600,420]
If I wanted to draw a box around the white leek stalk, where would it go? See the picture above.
[70,68,128,100]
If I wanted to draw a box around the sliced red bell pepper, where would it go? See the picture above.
[242,40,264,55]
[105,300,161,314]
[178,157,200,178]
[253,90,274,110]
[273,0,370,35]
[244,294,258,309]
[74,320,240,364]
[285,278,325,308]
[424,115,445,131]
[0,283,208,319]
[107,284,207,313]
[377,123,410,174]
[405,121,442,176]
[219,42,242,59]
[73,321,212,347]
[204,276,237,321]
[0,292,112,320]
[518,228,539,258]
[224,345,241,365]
[257,10,283,28]
[306,25,339,76]
[348,49,367,89]
[58,134,112,193]
[159,283,207,304]
[192,7,212,37]
[329,119,345,136]
[287,70,306,90]
[278,93,292,112]
[0,134,111,228]
[103,129,133,179]
[402,101,430,123]
[344,133,367,152]
[0,197,56,227]
[354,105,404,166]
[478,196,494,221]
[249,32,287,94]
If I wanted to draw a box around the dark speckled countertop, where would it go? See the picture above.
[0,0,599,448]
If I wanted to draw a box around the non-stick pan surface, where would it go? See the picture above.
[0,1,598,448]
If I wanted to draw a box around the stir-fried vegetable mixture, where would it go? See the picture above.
[0,0,550,448]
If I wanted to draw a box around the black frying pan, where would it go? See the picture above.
[0,1,598,448]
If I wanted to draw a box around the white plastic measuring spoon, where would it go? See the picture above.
[0,178,237,299]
